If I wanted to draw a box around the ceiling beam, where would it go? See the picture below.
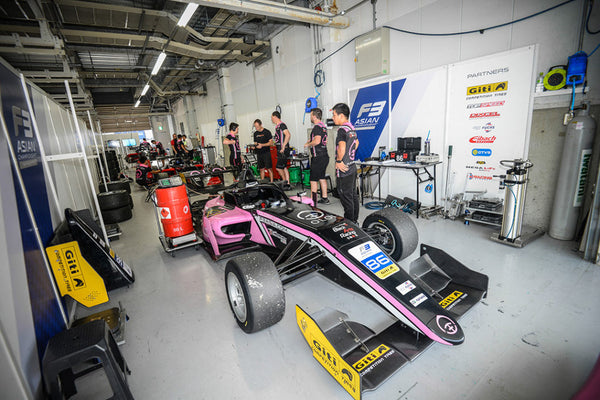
[172,0,349,28]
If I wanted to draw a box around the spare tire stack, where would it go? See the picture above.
[98,180,133,210]
[98,150,120,181]
[98,190,132,224]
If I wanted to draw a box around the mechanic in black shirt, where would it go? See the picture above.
[223,122,242,179]
[304,107,329,205]
[253,119,274,182]
[151,139,165,156]
[333,103,360,223]
[271,111,291,189]
[135,154,154,188]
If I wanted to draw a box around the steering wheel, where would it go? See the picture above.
[255,199,270,209]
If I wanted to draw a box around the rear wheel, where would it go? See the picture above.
[224,252,285,333]
[363,208,418,261]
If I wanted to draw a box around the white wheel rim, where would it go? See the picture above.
[227,272,247,323]
[368,222,396,255]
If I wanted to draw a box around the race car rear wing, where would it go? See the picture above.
[296,244,488,399]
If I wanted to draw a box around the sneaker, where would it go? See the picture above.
[318,197,330,204]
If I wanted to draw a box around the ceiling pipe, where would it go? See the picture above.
[172,0,349,28]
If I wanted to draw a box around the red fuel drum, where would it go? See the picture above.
[156,184,193,238]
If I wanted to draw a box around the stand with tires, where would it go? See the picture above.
[98,187,133,224]
[98,150,121,182]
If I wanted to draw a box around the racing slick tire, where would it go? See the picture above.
[97,190,129,211]
[98,180,131,194]
[363,207,418,262]
[101,205,132,224]
[224,252,285,333]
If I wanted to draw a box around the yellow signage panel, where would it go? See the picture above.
[46,241,108,307]
[296,305,361,400]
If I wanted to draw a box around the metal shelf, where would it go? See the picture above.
[465,217,502,227]
[465,206,503,215]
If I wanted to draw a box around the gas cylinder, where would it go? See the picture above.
[156,184,193,238]
[549,103,597,240]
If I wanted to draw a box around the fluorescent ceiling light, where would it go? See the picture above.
[134,99,141,108]
[151,52,167,75]
[177,3,199,27]
[141,84,150,96]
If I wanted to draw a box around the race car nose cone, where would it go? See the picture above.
[427,314,465,345]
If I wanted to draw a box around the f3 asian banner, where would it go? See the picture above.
[446,46,535,197]
[348,82,390,161]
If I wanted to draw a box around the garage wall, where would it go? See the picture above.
[173,0,599,228]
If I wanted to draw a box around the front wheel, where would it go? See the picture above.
[224,252,285,333]
[363,208,418,261]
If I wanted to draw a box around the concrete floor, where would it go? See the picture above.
[76,181,600,400]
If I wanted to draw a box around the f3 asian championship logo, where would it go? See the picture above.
[355,101,387,129]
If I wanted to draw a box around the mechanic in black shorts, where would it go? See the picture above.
[271,111,291,189]
[253,119,274,182]
[333,103,360,223]
[223,122,242,179]
[304,107,329,205]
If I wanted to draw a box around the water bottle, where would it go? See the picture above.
[535,72,544,93]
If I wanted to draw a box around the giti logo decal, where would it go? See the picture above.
[467,81,508,96]
[472,148,492,157]
[352,344,391,372]
[439,291,464,308]
[466,101,505,109]
[64,246,86,290]
[469,135,496,143]
[469,112,500,119]
[355,101,386,129]
[313,339,338,370]
[467,173,493,181]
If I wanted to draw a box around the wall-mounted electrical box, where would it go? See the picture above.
[355,27,390,81]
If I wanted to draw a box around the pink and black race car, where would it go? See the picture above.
[195,181,488,398]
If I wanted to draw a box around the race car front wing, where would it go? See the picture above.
[296,244,488,400]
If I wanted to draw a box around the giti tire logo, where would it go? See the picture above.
[352,344,390,372]
[469,112,500,119]
[355,101,386,129]
[472,148,492,157]
[467,81,508,96]
[467,101,505,109]
[469,136,496,143]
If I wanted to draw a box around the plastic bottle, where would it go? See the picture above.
[535,72,544,93]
